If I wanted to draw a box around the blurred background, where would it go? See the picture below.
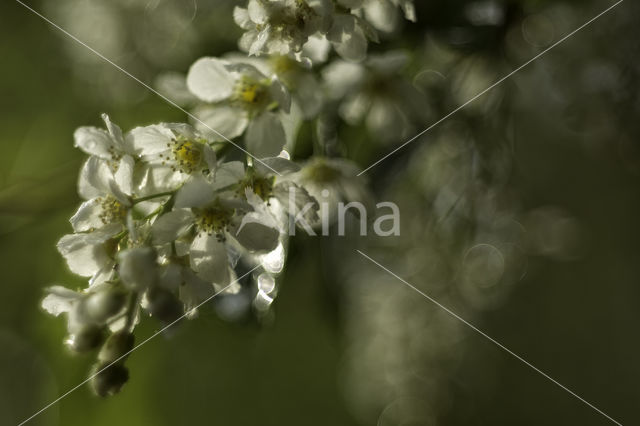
[1,0,639,425]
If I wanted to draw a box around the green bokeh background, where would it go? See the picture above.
[1,1,639,425]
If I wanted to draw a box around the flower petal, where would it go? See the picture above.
[186,57,235,103]
[126,124,174,156]
[166,122,202,141]
[339,92,372,124]
[363,0,400,33]
[78,157,113,200]
[273,181,320,225]
[70,198,105,232]
[101,113,131,153]
[152,209,195,244]
[211,161,245,191]
[74,126,115,159]
[174,177,216,208]
[114,154,135,196]
[247,0,268,24]
[245,112,286,158]
[254,157,301,175]
[302,35,331,65]
[41,286,82,316]
[269,77,291,113]
[233,215,280,253]
[293,73,324,119]
[189,233,231,285]
[249,26,271,56]
[179,268,214,317]
[155,72,198,106]
[322,60,365,99]
[57,233,114,277]
[233,189,280,252]
[202,143,217,171]
[136,164,184,194]
[332,18,368,62]
[192,104,249,141]
[238,30,258,53]
[233,6,252,29]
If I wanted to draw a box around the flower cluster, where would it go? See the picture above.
[44,0,417,398]
[43,114,319,395]
[233,0,416,63]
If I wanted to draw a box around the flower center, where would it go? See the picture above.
[195,205,234,241]
[233,76,267,109]
[161,138,204,174]
[252,177,275,201]
[238,173,276,202]
[307,162,340,183]
[105,146,123,172]
[98,196,127,225]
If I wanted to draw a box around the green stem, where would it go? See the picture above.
[132,191,175,204]
[124,292,139,332]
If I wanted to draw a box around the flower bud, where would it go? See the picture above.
[65,324,105,353]
[84,288,127,323]
[98,331,135,363]
[118,247,158,290]
[90,362,129,397]
[146,287,183,324]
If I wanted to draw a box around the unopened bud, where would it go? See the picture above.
[118,247,158,290]
[146,287,183,324]
[90,362,129,397]
[85,288,127,323]
[98,331,135,363]
[66,324,105,353]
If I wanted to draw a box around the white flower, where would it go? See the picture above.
[74,114,136,199]
[42,283,127,335]
[150,170,281,286]
[234,0,333,58]
[361,0,416,33]
[301,34,331,65]
[326,12,375,63]
[157,261,227,318]
[289,157,372,224]
[57,223,123,285]
[186,57,291,158]
[248,156,320,226]
[322,50,429,144]
[41,286,95,340]
[126,122,217,191]
[185,156,319,228]
[232,0,416,63]
[72,156,133,233]
[65,131,135,285]
[155,210,235,286]
[228,53,324,119]
[42,285,83,317]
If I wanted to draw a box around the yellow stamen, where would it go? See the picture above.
[159,137,205,174]
[97,196,127,225]
[233,76,267,108]
[195,205,234,241]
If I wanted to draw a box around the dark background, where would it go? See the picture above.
[1,1,639,425]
